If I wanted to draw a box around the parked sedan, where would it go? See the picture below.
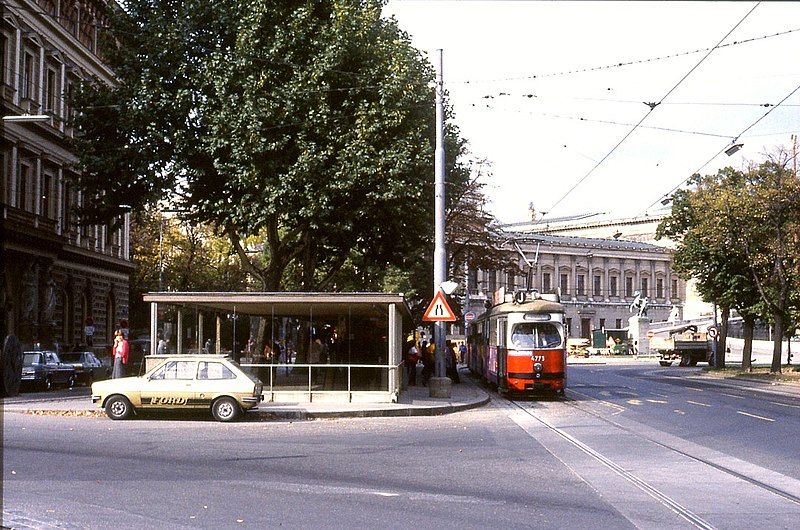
[22,351,76,390]
[91,355,263,422]
[59,351,108,386]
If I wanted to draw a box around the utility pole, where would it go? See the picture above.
[431,48,452,398]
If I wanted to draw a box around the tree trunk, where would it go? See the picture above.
[771,312,784,374]
[717,306,729,369]
[742,315,755,372]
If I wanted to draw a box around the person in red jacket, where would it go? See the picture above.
[112,329,129,378]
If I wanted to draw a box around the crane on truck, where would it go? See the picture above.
[648,323,713,367]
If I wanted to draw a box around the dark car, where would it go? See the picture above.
[59,351,108,386]
[21,351,76,390]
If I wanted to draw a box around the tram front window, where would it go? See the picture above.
[511,323,561,349]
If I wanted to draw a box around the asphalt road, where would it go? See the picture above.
[3,360,800,529]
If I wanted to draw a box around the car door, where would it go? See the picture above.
[45,352,68,385]
[140,360,199,409]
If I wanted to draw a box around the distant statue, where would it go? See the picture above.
[20,264,37,323]
[629,290,649,317]
[668,305,680,322]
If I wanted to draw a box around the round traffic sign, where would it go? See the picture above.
[646,330,654,339]
[707,325,719,339]
[464,311,476,322]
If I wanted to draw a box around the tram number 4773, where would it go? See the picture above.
[466,292,568,396]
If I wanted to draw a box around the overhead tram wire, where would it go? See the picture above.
[543,1,761,217]
[448,20,797,85]
[646,78,800,212]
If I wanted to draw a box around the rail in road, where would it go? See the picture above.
[493,389,800,529]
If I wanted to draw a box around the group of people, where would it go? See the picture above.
[404,339,462,387]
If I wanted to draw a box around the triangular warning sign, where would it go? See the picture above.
[422,291,457,322]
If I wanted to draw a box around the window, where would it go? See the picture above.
[542,272,551,292]
[615,319,622,329]
[510,323,562,349]
[625,277,634,297]
[560,273,569,295]
[41,173,53,218]
[21,53,36,100]
[45,69,58,112]
[18,164,31,211]
[197,362,236,380]
[671,279,679,299]
[609,276,618,297]
[1,34,7,86]
[641,278,649,297]
[656,278,664,299]
[150,361,196,380]
[599,318,606,329]
[577,274,585,296]
[593,275,601,296]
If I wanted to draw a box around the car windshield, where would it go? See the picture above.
[59,353,82,362]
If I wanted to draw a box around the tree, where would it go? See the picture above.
[658,151,800,373]
[72,0,437,292]
[731,152,800,372]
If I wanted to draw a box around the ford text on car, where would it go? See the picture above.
[91,355,263,422]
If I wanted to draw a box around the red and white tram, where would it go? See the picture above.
[466,291,567,395]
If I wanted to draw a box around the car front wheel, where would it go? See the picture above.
[105,395,134,420]
[212,397,241,422]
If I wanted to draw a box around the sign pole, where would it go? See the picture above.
[432,49,451,398]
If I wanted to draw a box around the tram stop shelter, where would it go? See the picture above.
[142,292,412,403]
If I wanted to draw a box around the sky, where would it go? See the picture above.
[383,1,800,224]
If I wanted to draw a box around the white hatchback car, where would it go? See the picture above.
[91,355,263,422]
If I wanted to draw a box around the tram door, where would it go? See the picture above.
[497,318,507,391]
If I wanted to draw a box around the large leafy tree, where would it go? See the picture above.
[658,152,800,373]
[731,153,800,372]
[658,168,759,368]
[72,0,437,291]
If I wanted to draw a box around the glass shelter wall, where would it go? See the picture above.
[144,293,409,403]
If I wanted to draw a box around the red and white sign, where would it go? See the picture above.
[646,330,655,339]
[422,291,457,322]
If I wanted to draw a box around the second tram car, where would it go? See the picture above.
[466,291,567,395]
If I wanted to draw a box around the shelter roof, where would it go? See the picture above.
[142,292,412,319]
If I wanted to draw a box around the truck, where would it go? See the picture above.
[648,324,712,367]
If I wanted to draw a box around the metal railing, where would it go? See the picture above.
[240,362,402,402]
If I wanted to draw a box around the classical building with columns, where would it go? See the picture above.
[1,0,131,352]
[464,211,692,340]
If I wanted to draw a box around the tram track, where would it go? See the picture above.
[563,388,800,507]
[493,391,800,529]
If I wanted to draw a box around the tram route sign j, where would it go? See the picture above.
[422,291,457,322]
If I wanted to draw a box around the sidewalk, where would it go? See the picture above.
[1,367,490,421]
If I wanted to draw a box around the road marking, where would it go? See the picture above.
[627,399,643,405]
[721,393,745,400]
[647,399,668,404]
[687,400,711,407]
[770,401,800,409]
[737,411,775,422]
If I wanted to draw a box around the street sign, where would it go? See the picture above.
[646,330,654,339]
[464,311,476,323]
[707,325,719,339]
[422,291,457,322]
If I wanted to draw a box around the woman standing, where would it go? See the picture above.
[112,330,129,378]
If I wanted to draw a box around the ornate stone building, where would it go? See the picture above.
[464,211,691,340]
[1,0,131,352]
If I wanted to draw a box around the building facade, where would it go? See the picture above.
[463,212,689,340]
[1,0,131,352]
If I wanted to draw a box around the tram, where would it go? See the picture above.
[466,290,567,396]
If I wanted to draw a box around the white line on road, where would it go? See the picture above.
[687,400,711,407]
[736,411,775,422]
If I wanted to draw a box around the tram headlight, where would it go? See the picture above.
[533,362,543,373]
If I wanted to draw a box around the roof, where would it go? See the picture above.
[502,232,670,252]
[142,292,413,319]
